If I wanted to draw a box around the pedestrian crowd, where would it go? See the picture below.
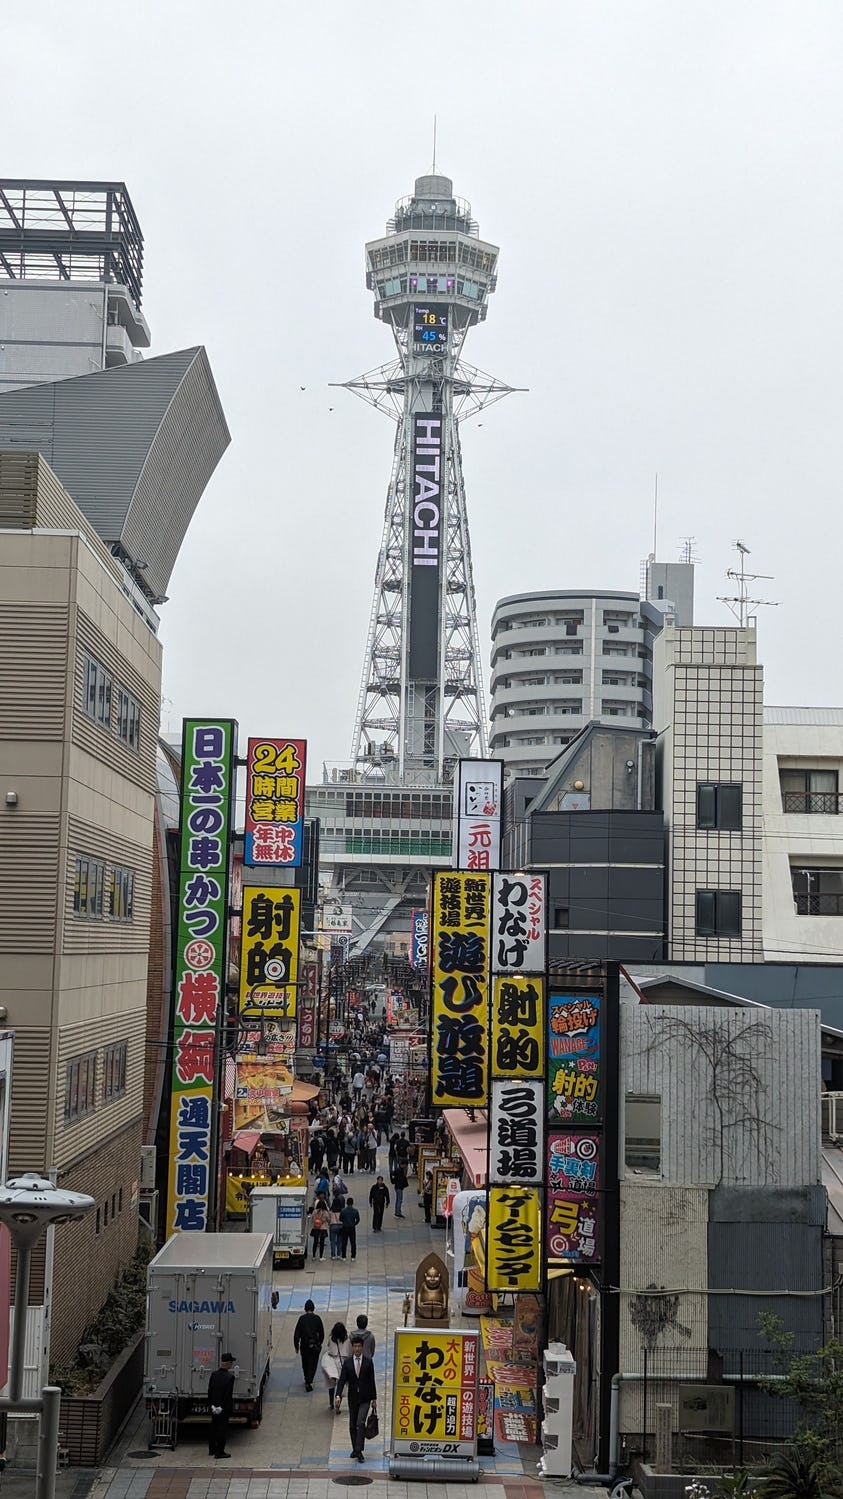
[292,1304,379,1461]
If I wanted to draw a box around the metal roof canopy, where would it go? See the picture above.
[0,179,143,308]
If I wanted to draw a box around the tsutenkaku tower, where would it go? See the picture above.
[347,172,515,781]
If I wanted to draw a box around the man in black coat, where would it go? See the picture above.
[368,1175,390,1231]
[293,1298,324,1391]
[334,1332,377,1461]
[207,1352,236,1458]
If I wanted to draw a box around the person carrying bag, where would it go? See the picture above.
[321,1321,350,1409]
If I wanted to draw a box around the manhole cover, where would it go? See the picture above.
[332,1476,373,1486]
[127,1450,159,1459]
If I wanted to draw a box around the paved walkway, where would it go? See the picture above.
[84,1157,606,1498]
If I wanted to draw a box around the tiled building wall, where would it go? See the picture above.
[657,626,764,961]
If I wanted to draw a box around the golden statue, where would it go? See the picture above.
[414,1251,449,1326]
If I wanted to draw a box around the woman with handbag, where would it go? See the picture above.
[321,1320,350,1409]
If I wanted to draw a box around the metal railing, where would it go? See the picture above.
[793,891,843,915]
[781,791,841,814]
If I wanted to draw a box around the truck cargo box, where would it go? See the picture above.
[144,1233,273,1422]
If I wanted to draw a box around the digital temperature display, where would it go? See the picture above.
[413,303,449,350]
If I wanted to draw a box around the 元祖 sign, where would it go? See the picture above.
[454,759,503,871]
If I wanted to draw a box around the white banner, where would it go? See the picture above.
[491,871,547,974]
[455,759,503,871]
[489,1078,544,1185]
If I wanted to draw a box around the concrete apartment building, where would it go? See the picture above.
[0,451,161,1369]
[489,564,694,780]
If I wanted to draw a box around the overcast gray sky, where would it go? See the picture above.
[6,3,842,771]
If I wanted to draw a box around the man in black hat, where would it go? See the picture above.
[335,1331,377,1461]
[207,1352,236,1458]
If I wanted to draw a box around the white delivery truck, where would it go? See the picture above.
[144,1233,273,1427]
[249,1184,308,1268]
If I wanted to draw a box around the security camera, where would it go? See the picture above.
[625,760,635,771]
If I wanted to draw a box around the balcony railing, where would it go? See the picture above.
[793,891,843,915]
[782,791,841,814]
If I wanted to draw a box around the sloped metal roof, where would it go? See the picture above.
[0,346,229,599]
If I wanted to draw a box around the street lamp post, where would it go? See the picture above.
[0,1173,96,1499]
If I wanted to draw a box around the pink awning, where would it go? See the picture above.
[232,1129,262,1157]
[443,1108,488,1188]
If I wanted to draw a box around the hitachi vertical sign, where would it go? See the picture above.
[408,413,442,679]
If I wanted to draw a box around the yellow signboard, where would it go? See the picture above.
[240,885,300,1018]
[393,1330,479,1387]
[430,871,490,1107]
[486,1185,543,1293]
[491,974,545,1078]
[391,1329,479,1457]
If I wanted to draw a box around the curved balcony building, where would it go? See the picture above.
[490,589,654,776]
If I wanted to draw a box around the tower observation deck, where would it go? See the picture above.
[307,171,516,957]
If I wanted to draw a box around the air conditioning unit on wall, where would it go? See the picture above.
[140,1145,157,1190]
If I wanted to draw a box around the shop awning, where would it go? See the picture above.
[290,1080,320,1103]
[232,1129,262,1157]
[443,1108,488,1188]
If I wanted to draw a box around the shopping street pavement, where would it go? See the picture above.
[78,1156,607,1499]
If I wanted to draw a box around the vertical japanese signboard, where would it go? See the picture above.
[430,871,490,1107]
[408,413,443,681]
[491,872,546,973]
[490,1081,544,1184]
[546,1131,600,1262]
[486,1186,543,1293]
[454,759,503,871]
[244,737,306,867]
[490,974,545,1077]
[392,1329,479,1458]
[240,886,301,1019]
[298,961,317,1048]
[486,870,547,1281]
[167,719,236,1235]
[411,907,430,971]
[548,990,601,1124]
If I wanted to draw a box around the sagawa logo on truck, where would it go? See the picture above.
[168,1299,236,1314]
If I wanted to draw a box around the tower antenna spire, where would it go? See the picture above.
[432,115,437,173]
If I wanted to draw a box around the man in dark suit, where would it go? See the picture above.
[334,1331,377,1461]
[207,1352,236,1458]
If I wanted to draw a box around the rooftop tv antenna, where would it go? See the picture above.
[679,536,698,565]
[717,539,779,626]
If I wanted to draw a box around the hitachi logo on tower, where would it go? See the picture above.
[412,415,442,567]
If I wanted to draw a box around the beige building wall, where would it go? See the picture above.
[653,622,763,961]
[762,708,843,963]
[0,452,161,1367]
